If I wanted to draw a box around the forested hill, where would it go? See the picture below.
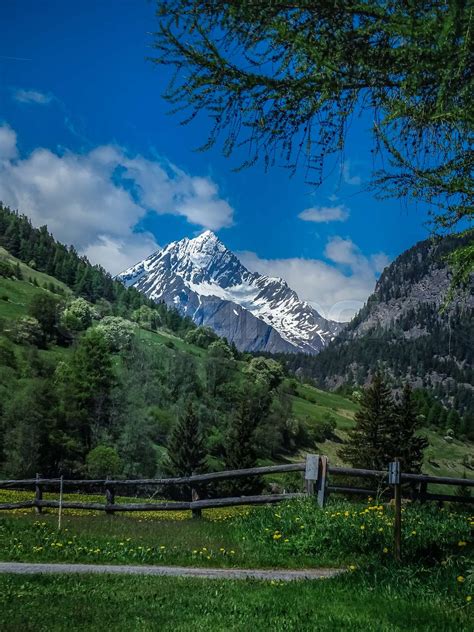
[0,204,346,479]
[0,204,195,334]
[274,234,474,432]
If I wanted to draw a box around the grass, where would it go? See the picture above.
[0,566,472,632]
[0,495,471,568]
[0,497,472,630]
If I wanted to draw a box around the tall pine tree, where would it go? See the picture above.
[339,373,395,471]
[166,402,206,477]
[391,383,428,474]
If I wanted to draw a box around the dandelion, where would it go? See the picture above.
[273,533,282,540]
[360,525,365,530]
[349,565,357,572]
[411,531,417,536]
[466,596,472,603]
[458,541,467,547]
[383,548,389,554]
[457,576,465,583]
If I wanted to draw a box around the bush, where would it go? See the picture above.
[0,260,18,279]
[61,298,95,332]
[94,316,137,352]
[131,305,161,330]
[10,316,43,346]
[310,414,337,443]
[85,445,122,478]
[244,357,284,390]
[185,326,219,349]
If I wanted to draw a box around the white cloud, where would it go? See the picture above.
[0,124,18,161]
[14,89,53,105]
[341,159,362,186]
[0,123,234,273]
[298,204,349,223]
[83,234,159,273]
[238,237,390,322]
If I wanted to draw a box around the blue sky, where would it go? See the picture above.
[0,1,432,321]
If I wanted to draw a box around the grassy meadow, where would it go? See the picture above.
[0,497,472,630]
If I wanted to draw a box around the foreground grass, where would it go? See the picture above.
[0,566,472,632]
[1,497,472,570]
[1,498,472,630]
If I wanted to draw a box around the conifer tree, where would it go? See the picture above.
[58,329,116,452]
[391,383,428,474]
[224,392,264,495]
[339,373,395,471]
[166,402,206,477]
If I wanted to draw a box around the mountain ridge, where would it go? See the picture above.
[118,230,343,354]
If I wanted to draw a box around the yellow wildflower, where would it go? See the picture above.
[457,576,465,583]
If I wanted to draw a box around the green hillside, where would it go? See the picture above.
[0,206,472,482]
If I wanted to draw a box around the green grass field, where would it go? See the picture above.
[1,568,471,632]
[0,497,472,631]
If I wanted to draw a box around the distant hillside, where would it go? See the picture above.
[276,234,474,426]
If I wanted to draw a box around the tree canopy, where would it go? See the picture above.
[151,0,473,283]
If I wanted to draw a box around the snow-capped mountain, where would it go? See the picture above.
[118,230,344,354]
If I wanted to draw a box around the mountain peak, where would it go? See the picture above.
[118,231,343,354]
[189,230,223,251]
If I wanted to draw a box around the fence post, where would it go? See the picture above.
[35,473,43,514]
[317,456,328,508]
[105,480,115,516]
[389,459,402,562]
[305,454,319,497]
[419,481,428,503]
[191,473,201,519]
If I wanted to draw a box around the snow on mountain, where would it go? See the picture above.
[118,230,344,354]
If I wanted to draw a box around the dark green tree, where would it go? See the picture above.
[224,388,269,494]
[58,329,116,452]
[166,402,207,477]
[152,1,473,285]
[28,293,61,342]
[391,383,428,473]
[339,373,395,471]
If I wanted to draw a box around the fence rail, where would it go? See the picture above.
[0,456,473,515]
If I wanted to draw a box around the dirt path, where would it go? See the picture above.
[0,562,343,581]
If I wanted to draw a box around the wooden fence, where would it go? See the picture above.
[0,455,472,516]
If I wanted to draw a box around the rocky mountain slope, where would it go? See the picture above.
[278,234,474,416]
[118,231,343,354]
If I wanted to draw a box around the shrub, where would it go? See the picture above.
[85,445,122,478]
[10,316,43,346]
[61,298,95,332]
[185,326,218,349]
[94,316,137,352]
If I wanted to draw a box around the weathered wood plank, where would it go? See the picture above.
[34,501,191,512]
[190,493,304,510]
[0,501,35,510]
[401,473,474,487]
